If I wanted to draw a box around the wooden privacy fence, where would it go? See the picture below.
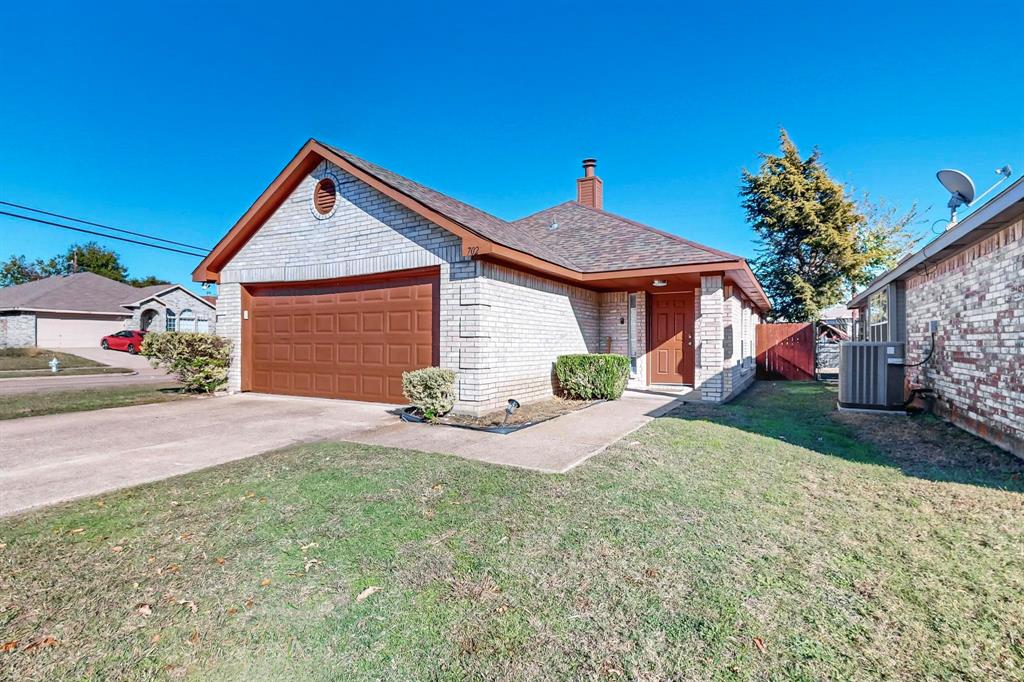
[755,323,816,380]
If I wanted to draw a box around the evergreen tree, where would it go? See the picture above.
[741,130,915,321]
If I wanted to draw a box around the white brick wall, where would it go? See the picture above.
[904,213,1024,456]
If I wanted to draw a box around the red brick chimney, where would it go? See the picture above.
[576,158,603,210]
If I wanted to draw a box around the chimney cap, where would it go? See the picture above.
[581,158,597,178]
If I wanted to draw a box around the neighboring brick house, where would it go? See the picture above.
[0,272,216,348]
[848,176,1024,457]
[194,140,769,414]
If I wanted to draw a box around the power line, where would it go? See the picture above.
[0,210,209,258]
[0,200,211,252]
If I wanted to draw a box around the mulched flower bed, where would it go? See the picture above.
[401,397,600,434]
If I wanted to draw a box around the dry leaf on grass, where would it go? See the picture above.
[1,640,18,653]
[215,557,226,565]
[752,637,767,653]
[300,542,319,552]
[177,600,198,613]
[150,634,161,644]
[111,546,124,553]
[304,559,321,573]
[69,528,85,535]
[137,603,152,617]
[260,579,271,587]
[23,636,58,652]
[356,586,381,603]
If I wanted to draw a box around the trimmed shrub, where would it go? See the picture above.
[554,354,630,400]
[402,367,456,420]
[141,332,232,393]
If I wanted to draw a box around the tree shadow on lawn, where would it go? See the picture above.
[661,381,1024,493]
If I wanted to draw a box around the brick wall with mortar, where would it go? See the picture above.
[720,285,757,400]
[904,213,1024,456]
[0,312,36,347]
[214,160,641,414]
[694,275,758,403]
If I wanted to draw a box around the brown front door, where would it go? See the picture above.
[245,269,438,404]
[648,292,695,384]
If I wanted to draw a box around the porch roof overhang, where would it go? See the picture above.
[194,140,771,314]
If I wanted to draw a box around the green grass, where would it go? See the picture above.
[1,383,1021,680]
[0,347,103,371]
[0,384,190,420]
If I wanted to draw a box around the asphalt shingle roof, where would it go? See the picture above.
[0,273,201,314]
[322,142,741,273]
[511,202,740,272]
[0,272,139,314]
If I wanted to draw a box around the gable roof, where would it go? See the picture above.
[194,139,770,310]
[0,272,212,315]
[121,284,217,309]
[0,272,137,315]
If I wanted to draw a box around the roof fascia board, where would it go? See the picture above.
[849,177,1024,308]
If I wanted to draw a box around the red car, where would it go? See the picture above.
[101,329,148,354]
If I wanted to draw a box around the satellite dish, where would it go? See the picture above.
[937,169,976,205]
[935,166,1013,229]
[936,169,976,226]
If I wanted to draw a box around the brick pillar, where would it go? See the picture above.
[696,275,725,402]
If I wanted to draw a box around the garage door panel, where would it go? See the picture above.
[362,312,384,332]
[337,343,358,363]
[338,313,358,332]
[247,271,437,404]
[314,344,334,362]
[388,311,412,332]
[362,344,384,365]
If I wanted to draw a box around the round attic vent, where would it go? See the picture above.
[312,177,337,217]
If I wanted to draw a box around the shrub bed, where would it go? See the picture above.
[554,354,630,400]
[142,332,231,393]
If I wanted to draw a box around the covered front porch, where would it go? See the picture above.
[592,270,764,404]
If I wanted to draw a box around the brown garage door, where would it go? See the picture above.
[244,269,438,404]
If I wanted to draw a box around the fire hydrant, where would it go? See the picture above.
[49,357,61,373]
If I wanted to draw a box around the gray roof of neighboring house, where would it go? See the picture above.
[848,175,1024,308]
[0,272,210,314]
[324,143,741,273]
[511,201,740,272]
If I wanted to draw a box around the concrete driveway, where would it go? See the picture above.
[0,390,683,516]
[0,347,173,395]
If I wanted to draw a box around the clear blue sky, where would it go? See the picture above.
[2,1,1022,295]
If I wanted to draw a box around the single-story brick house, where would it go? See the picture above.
[0,272,216,348]
[848,175,1024,456]
[193,140,769,414]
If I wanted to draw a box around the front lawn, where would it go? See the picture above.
[0,384,189,420]
[1,383,1021,680]
[0,347,102,371]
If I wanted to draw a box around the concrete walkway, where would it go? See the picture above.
[0,389,684,516]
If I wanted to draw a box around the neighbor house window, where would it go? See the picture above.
[868,290,888,341]
[179,309,196,333]
[165,309,177,332]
